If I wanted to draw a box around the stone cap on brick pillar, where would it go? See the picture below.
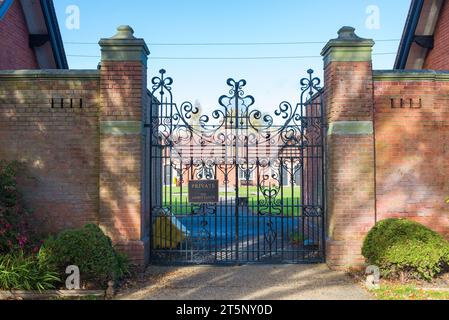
[321,26,375,66]
[99,25,150,65]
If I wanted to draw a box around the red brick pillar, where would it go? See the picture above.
[321,27,376,269]
[98,26,150,266]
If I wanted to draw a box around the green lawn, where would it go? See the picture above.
[371,284,449,300]
[162,185,302,215]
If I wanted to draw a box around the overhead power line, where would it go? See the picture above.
[65,38,399,60]
[67,52,397,60]
[64,39,400,47]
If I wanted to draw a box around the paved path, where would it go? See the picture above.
[117,264,371,300]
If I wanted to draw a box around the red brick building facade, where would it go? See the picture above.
[423,0,449,69]
[396,0,449,71]
[0,0,67,70]
[0,0,38,69]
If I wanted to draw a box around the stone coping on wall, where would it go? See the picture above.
[0,69,100,80]
[373,69,449,82]
[328,121,373,136]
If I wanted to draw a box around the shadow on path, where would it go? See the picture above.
[117,264,371,300]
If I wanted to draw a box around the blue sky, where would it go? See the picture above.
[54,0,411,112]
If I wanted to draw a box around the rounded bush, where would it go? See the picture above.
[362,218,449,281]
[42,224,128,287]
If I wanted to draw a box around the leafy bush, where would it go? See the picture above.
[362,218,449,280]
[41,224,129,287]
[0,251,60,291]
[0,160,39,254]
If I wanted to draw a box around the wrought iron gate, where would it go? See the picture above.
[146,69,325,264]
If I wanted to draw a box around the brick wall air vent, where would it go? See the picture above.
[51,98,84,109]
[390,98,422,109]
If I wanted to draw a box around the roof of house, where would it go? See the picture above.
[395,0,445,69]
[0,0,12,18]
[0,0,68,69]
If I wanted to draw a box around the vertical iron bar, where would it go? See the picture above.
[280,158,284,261]
[320,92,326,262]
[234,81,240,263]
[256,158,260,261]
[291,159,295,262]
[214,163,218,261]
[148,97,154,263]
[300,85,306,262]
[190,157,194,262]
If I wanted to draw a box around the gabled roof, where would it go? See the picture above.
[0,0,68,69]
[395,0,444,69]
[0,0,14,19]
[38,0,68,69]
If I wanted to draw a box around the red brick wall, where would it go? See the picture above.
[0,0,38,70]
[423,0,449,70]
[324,62,374,123]
[324,60,376,269]
[0,25,150,265]
[0,71,100,234]
[326,134,376,266]
[99,60,148,265]
[99,62,145,121]
[374,78,449,236]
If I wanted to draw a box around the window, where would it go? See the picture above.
[239,168,254,181]
[163,165,172,186]
[294,165,301,186]
[280,166,289,186]
[268,167,290,186]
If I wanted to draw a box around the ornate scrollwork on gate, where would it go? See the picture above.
[149,69,320,151]
[148,68,324,263]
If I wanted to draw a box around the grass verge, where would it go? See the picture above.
[371,284,449,300]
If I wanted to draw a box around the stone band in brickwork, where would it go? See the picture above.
[100,121,142,135]
[328,121,374,136]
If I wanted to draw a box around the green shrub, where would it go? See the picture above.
[41,224,129,287]
[362,218,449,280]
[0,251,60,291]
[0,160,39,254]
